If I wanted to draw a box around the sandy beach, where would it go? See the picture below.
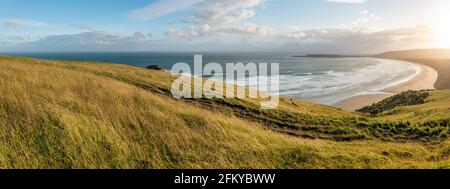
[335,62,438,111]
[377,49,450,90]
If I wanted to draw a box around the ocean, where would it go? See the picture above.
[3,52,420,105]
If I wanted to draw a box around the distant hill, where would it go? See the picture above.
[378,49,450,60]
[1,55,450,168]
[294,54,366,58]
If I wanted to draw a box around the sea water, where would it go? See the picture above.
[5,52,420,105]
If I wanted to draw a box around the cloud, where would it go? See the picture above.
[353,10,381,28]
[128,0,205,20]
[1,25,436,53]
[278,26,434,53]
[162,26,435,52]
[1,19,46,28]
[0,35,34,46]
[167,26,201,37]
[129,0,270,38]
[185,0,264,25]
[3,20,22,28]
[166,0,270,37]
[167,23,272,37]
[124,32,150,42]
[325,0,366,4]
[281,31,306,39]
[0,33,38,48]
[23,31,157,49]
[32,31,121,46]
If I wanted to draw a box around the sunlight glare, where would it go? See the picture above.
[432,3,450,48]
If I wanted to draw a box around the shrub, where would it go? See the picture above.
[357,90,429,116]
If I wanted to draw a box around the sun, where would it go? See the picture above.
[431,2,450,48]
[434,24,450,48]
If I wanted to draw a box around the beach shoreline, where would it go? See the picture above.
[334,61,438,111]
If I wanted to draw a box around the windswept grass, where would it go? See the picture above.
[1,56,450,168]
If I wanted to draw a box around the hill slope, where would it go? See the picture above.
[1,56,450,168]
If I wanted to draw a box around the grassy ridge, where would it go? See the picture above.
[1,56,450,168]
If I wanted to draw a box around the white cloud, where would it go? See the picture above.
[322,11,381,33]
[167,26,201,37]
[348,10,382,31]
[128,0,205,20]
[167,23,272,37]
[167,0,270,37]
[185,0,264,25]
[325,0,366,4]
[281,31,306,39]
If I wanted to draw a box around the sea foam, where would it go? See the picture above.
[231,58,421,105]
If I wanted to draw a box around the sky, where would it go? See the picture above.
[0,0,449,53]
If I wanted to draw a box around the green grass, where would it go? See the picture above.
[1,56,450,168]
[358,90,430,116]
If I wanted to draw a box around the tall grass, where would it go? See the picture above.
[1,56,450,168]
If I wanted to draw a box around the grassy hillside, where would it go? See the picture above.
[2,56,450,168]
